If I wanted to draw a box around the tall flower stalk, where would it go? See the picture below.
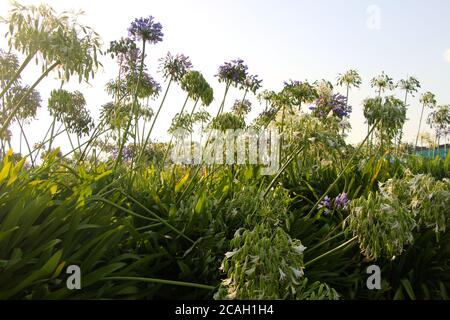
[415,92,436,150]
[368,72,395,151]
[134,52,192,167]
[337,70,361,134]
[397,76,420,153]
[113,16,163,170]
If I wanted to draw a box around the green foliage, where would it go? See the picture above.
[0,1,449,302]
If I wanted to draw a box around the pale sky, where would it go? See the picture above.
[1,0,450,154]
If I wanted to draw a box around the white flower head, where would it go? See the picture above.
[291,267,304,279]
[327,110,334,118]
[293,244,307,255]
[225,249,239,259]
[279,268,286,281]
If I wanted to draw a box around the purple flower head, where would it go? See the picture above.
[159,52,193,82]
[112,146,134,163]
[128,16,164,44]
[216,59,248,87]
[138,72,162,98]
[334,192,350,210]
[318,196,332,215]
[318,193,350,215]
[312,93,351,119]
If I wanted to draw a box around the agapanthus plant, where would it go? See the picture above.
[215,223,339,300]
[159,52,193,83]
[112,146,134,163]
[282,80,318,111]
[318,193,350,215]
[1,2,102,138]
[415,92,437,149]
[128,16,163,44]
[181,70,213,104]
[216,59,248,87]
[310,93,351,120]
[396,76,421,151]
[427,104,450,154]
[363,95,406,152]
[108,37,140,68]
[231,99,252,118]
[125,71,161,99]
[209,112,246,131]
[370,71,396,96]
[48,89,94,137]
[243,74,263,94]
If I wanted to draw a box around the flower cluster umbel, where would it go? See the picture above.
[318,193,350,215]
[128,16,163,44]
[310,94,352,119]
[159,52,193,82]
[216,59,248,86]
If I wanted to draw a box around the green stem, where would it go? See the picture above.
[216,82,231,117]
[307,231,346,253]
[102,276,215,290]
[78,118,106,163]
[190,97,200,116]
[120,191,195,244]
[397,90,408,155]
[161,94,190,165]
[15,117,34,167]
[114,40,146,171]
[306,119,380,218]
[415,103,425,151]
[136,77,173,165]
[304,236,357,267]
[47,115,57,153]
[263,144,305,198]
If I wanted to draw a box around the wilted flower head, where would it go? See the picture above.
[216,59,248,87]
[420,92,437,108]
[7,85,41,123]
[48,90,94,136]
[126,71,161,99]
[108,37,140,67]
[254,107,278,127]
[398,76,421,97]
[128,16,163,44]
[243,74,263,94]
[159,52,193,82]
[282,80,318,109]
[370,71,396,93]
[232,99,252,117]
